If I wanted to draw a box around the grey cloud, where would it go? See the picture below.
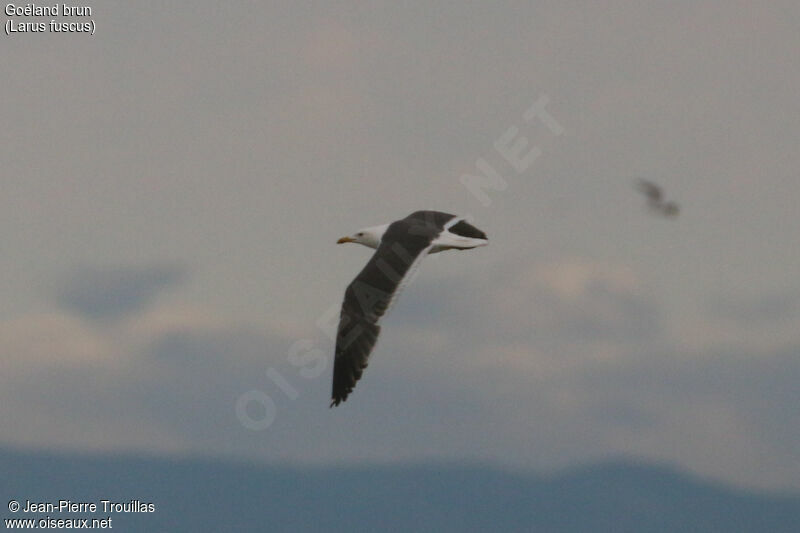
[706,290,800,325]
[390,264,660,350]
[2,285,799,489]
[529,280,661,344]
[138,328,289,444]
[57,265,187,320]
[0,322,293,454]
[150,329,262,364]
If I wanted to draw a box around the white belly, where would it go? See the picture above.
[429,230,489,253]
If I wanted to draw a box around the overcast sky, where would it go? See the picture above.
[1,1,799,491]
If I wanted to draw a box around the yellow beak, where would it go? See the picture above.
[337,236,354,244]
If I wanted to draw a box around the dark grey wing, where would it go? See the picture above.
[331,221,437,406]
[448,219,487,240]
[404,210,457,230]
[634,179,663,203]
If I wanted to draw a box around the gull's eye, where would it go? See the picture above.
[357,232,364,237]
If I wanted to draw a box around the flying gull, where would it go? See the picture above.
[331,210,488,406]
[634,178,679,217]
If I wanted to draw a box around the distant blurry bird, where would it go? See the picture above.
[634,179,679,218]
[659,201,680,218]
[634,179,664,205]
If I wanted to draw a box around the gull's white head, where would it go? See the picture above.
[337,224,388,250]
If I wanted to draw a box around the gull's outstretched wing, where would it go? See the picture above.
[330,219,438,406]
